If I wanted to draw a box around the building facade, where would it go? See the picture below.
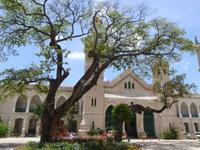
[0,57,200,138]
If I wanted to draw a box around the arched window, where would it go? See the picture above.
[124,82,127,89]
[91,98,96,107]
[176,104,179,117]
[190,103,198,117]
[91,98,93,106]
[128,81,131,89]
[94,98,96,106]
[29,95,42,112]
[92,121,95,129]
[15,95,27,112]
[56,96,66,108]
[181,103,189,117]
[132,83,135,89]
[105,105,114,129]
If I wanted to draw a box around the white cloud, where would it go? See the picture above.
[183,61,191,71]
[68,52,85,60]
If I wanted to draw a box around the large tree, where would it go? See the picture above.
[0,0,195,143]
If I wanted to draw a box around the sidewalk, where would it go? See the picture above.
[0,137,40,150]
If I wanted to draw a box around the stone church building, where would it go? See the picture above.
[0,54,200,139]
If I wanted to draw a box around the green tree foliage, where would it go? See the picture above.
[161,127,178,139]
[0,0,195,143]
[112,104,132,142]
[0,122,8,137]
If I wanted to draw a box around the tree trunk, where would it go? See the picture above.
[40,113,53,143]
[39,82,60,143]
[115,121,123,142]
[40,112,63,143]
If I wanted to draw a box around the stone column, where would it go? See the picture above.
[36,120,41,136]
[122,122,126,133]
[21,116,27,137]
[188,105,192,118]
[136,113,145,138]
[8,116,13,136]
[198,107,200,118]
[26,97,31,113]
[190,120,195,134]
[25,116,30,135]
[178,104,182,118]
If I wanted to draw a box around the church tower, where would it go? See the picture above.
[195,36,200,71]
[79,53,105,135]
[152,58,170,88]
[84,54,104,83]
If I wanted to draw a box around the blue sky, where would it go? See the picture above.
[1,0,200,92]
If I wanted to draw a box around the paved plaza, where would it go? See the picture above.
[129,139,200,150]
[0,137,39,150]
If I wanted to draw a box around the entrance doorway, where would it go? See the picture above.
[105,105,114,130]
[69,120,77,133]
[125,111,137,138]
[28,118,37,136]
[143,111,155,137]
[14,118,23,135]
[184,122,189,133]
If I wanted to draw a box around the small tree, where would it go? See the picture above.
[112,104,132,142]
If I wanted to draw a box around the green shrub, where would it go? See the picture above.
[112,104,132,142]
[26,142,76,150]
[0,122,8,137]
[161,127,178,139]
[81,140,106,150]
[87,128,104,136]
[23,140,140,150]
[115,142,130,150]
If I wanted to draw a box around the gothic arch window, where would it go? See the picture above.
[125,81,135,90]
[105,105,114,129]
[91,98,96,107]
[29,95,42,112]
[124,82,127,89]
[15,95,27,112]
[132,83,135,89]
[190,103,198,117]
[176,103,179,117]
[92,121,95,129]
[181,102,189,117]
[128,81,131,89]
